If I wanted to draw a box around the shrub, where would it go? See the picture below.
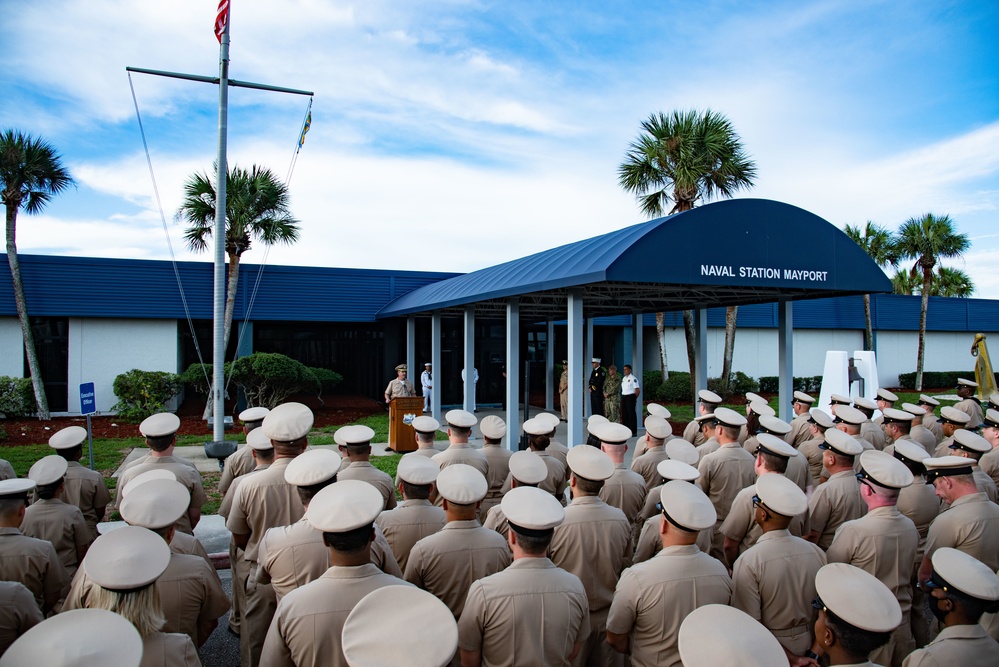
[112,369,182,421]
[656,372,692,403]
[0,376,35,417]
[311,367,344,405]
[231,352,319,408]
[643,371,664,401]
[758,375,824,394]
[897,371,996,390]
[179,362,232,396]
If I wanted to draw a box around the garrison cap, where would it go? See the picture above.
[0,609,143,667]
[901,402,927,416]
[881,408,915,425]
[397,455,439,485]
[246,428,274,450]
[877,388,899,402]
[139,412,180,438]
[713,407,747,428]
[749,401,775,418]
[957,377,978,388]
[665,440,699,466]
[284,449,341,486]
[119,478,189,529]
[930,547,999,602]
[984,409,999,429]
[0,479,35,499]
[755,433,797,458]
[592,421,632,444]
[853,396,877,412]
[815,563,902,632]
[27,455,67,486]
[342,586,458,667]
[858,450,913,489]
[477,415,505,440]
[522,417,549,436]
[808,408,835,429]
[923,456,975,483]
[508,451,548,485]
[918,394,941,407]
[755,473,808,517]
[445,409,477,429]
[121,469,176,497]
[435,464,488,504]
[502,486,564,533]
[892,438,930,466]
[758,415,791,436]
[697,389,722,404]
[646,403,672,419]
[48,425,87,450]
[939,406,972,426]
[238,406,269,422]
[334,425,375,447]
[834,405,867,426]
[644,415,672,440]
[659,480,715,531]
[821,429,864,457]
[566,446,614,482]
[412,415,441,434]
[307,480,382,533]
[679,605,786,667]
[657,459,700,482]
[950,429,991,454]
[84,525,170,590]
[262,402,314,441]
[793,391,816,404]
[829,393,852,406]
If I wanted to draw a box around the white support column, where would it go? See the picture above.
[696,308,708,394]
[568,290,585,447]
[545,319,555,411]
[505,299,520,448]
[778,300,794,422]
[585,317,594,417]
[633,312,644,431]
[463,306,476,413]
[406,315,416,395]
[431,313,442,423]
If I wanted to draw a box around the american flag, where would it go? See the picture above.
[215,0,229,43]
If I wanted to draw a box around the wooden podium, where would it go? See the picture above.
[388,397,424,452]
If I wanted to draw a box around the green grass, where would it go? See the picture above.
[3,438,133,481]
[370,454,402,482]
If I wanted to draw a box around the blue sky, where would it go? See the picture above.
[2,1,998,295]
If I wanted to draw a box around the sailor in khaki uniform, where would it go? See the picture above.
[478,415,511,519]
[799,408,835,481]
[634,440,699,529]
[682,389,722,446]
[550,446,632,667]
[826,450,919,667]
[829,393,853,418]
[401,415,445,464]
[335,425,397,510]
[536,412,570,470]
[633,459,712,562]
[918,456,999,584]
[741,398,775,455]
[786,391,817,446]
[0,580,42,656]
[458,487,590,667]
[342,586,458,667]
[0,479,68,615]
[384,363,415,404]
[904,548,999,667]
[405,465,510,622]
[114,412,207,534]
[227,402,311,667]
[721,434,810,567]
[20,455,91,577]
[880,408,923,463]
[678,604,787,667]
[632,403,672,457]
[261,480,411,667]
[693,412,721,462]
[501,417,566,503]
[852,396,886,452]
[593,422,646,529]
[933,406,972,456]
[874,387,899,427]
[1,608,143,667]
[732,474,826,659]
[482,450,548,541]
[835,404,877,468]
[903,403,938,454]
[980,409,999,487]
[697,407,755,559]
[375,455,446,572]
[947,428,998,501]
[433,410,489,482]
[918,394,944,442]
[752,415,812,492]
[607,480,731,667]
[806,430,867,550]
[808,563,904,667]
[219,406,270,496]
[629,415,672,489]
[954,377,985,428]
[46,426,110,540]
[66,527,201,667]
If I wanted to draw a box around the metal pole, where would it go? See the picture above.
[212,18,231,444]
[86,414,94,470]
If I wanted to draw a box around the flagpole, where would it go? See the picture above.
[212,7,231,445]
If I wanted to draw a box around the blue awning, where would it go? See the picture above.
[376,198,894,319]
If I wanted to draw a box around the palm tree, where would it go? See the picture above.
[1,130,74,419]
[935,267,974,298]
[892,213,970,390]
[177,164,300,355]
[844,221,897,351]
[619,109,756,396]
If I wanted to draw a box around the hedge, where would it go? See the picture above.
[112,369,182,421]
[759,375,824,394]
[897,371,997,390]
[0,377,35,417]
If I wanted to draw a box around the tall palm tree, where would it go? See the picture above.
[892,213,970,390]
[619,109,756,396]
[1,129,74,419]
[844,221,897,351]
[177,164,300,355]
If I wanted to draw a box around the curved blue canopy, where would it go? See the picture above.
[377,199,893,319]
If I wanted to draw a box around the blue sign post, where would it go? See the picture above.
[80,383,97,470]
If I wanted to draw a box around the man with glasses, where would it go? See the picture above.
[954,378,984,429]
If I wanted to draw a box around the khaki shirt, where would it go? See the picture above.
[121,452,198,474]
[696,437,721,463]
[404,519,511,619]
[549,496,632,612]
[500,451,566,503]
[458,558,590,667]
[337,461,397,510]
[808,470,868,550]
[731,529,827,653]
[630,447,669,490]
[547,441,570,471]
[226,458,305,563]
[60,460,111,539]
[0,460,14,480]
[698,444,757,524]
[115,456,208,534]
[261,564,409,667]
[901,623,999,667]
[786,414,813,448]
[826,506,919,613]
[720,483,809,557]
[433,444,490,480]
[375,499,446,572]
[910,426,938,454]
[924,492,999,572]
[0,527,68,613]
[140,632,201,667]
[954,398,984,428]
[933,437,955,458]
[633,515,712,563]
[0,581,41,656]
[980,448,999,487]
[973,467,998,503]
[219,464,269,520]
[481,504,511,541]
[798,436,825,481]
[20,498,92,576]
[861,420,887,451]
[384,378,414,400]
[786,451,814,492]
[219,445,257,496]
[481,445,513,514]
[170,529,216,574]
[897,483,941,565]
[599,464,647,527]
[607,545,732,667]
[922,414,944,442]
[682,420,706,446]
